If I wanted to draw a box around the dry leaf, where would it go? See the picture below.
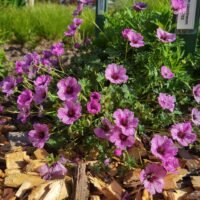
[5,151,30,169]
[90,195,101,200]
[4,173,45,188]
[89,175,124,200]
[34,148,49,160]
[191,176,200,190]
[128,140,147,160]
[123,168,141,188]
[15,181,33,198]
[163,187,193,200]
[28,179,68,200]
[164,168,188,190]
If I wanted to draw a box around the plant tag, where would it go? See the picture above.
[177,0,197,30]
[97,0,105,15]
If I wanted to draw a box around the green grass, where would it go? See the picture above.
[0,3,95,44]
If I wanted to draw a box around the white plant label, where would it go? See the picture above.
[97,0,105,15]
[177,0,197,30]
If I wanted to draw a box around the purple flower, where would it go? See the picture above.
[28,123,50,148]
[156,28,176,43]
[34,75,51,87]
[57,100,82,125]
[57,77,81,101]
[74,43,81,49]
[17,89,33,109]
[113,109,138,136]
[162,157,180,173]
[50,161,67,179]
[109,126,135,150]
[73,18,83,26]
[122,29,144,48]
[160,66,174,79]
[193,84,200,103]
[170,122,196,146]
[17,107,30,124]
[0,105,4,114]
[15,60,26,75]
[171,0,187,15]
[38,161,67,180]
[51,42,64,57]
[105,63,128,84]
[151,135,178,160]
[114,149,122,157]
[104,158,111,166]
[192,108,200,126]
[34,86,48,105]
[90,92,101,102]
[64,24,77,37]
[140,163,166,195]
[87,100,101,115]
[0,76,17,96]
[43,50,53,58]
[94,118,113,139]
[158,93,176,112]
[73,3,84,16]
[133,2,147,11]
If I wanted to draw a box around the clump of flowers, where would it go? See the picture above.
[192,108,200,126]
[160,66,174,80]
[122,28,145,48]
[193,84,200,103]
[28,123,50,148]
[64,18,83,37]
[156,28,176,43]
[133,2,147,11]
[105,63,128,84]
[171,0,187,15]
[170,122,197,146]
[158,93,176,112]
[140,163,166,195]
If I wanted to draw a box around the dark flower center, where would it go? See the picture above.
[68,109,75,117]
[146,173,156,182]
[177,131,185,139]
[120,118,128,127]
[157,146,165,155]
[66,86,73,94]
[161,35,167,40]
[111,74,119,80]
[102,124,110,132]
[120,134,128,141]
[38,131,45,139]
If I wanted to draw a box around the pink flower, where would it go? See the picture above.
[114,149,122,157]
[57,101,82,125]
[158,93,176,112]
[171,0,187,15]
[193,84,200,103]
[0,76,17,97]
[140,163,166,195]
[192,108,200,126]
[113,109,138,136]
[94,118,113,139]
[34,86,47,105]
[57,77,81,101]
[156,28,176,43]
[87,100,101,115]
[0,105,4,113]
[17,89,33,109]
[105,63,128,84]
[73,3,84,16]
[151,135,178,160]
[162,157,179,173]
[122,29,144,48]
[34,75,51,87]
[28,123,50,148]
[160,66,174,79]
[90,92,101,102]
[170,122,196,146]
[51,42,64,57]
[109,126,135,150]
